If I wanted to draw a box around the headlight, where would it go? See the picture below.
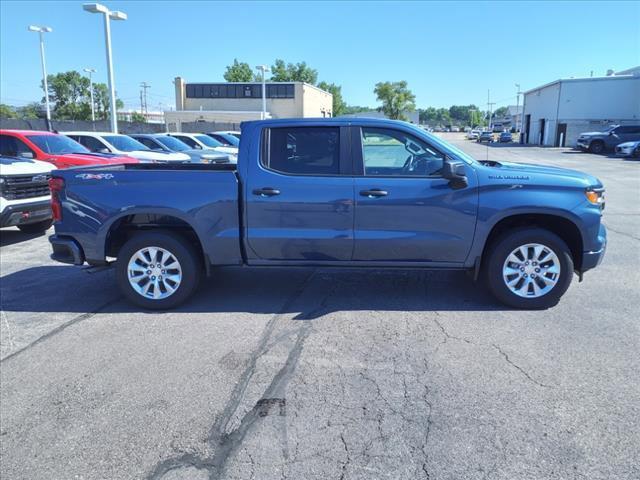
[585,187,605,208]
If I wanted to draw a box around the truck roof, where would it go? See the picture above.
[240,117,419,129]
[0,129,57,136]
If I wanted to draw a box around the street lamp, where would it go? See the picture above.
[83,67,97,122]
[515,83,522,132]
[255,65,270,120]
[83,3,127,133]
[28,25,52,128]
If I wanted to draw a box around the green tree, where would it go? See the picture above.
[342,105,376,115]
[374,81,416,120]
[44,70,91,120]
[130,111,147,123]
[17,102,43,119]
[317,81,346,116]
[270,59,318,84]
[93,83,124,120]
[0,104,17,118]
[493,106,508,118]
[223,59,256,82]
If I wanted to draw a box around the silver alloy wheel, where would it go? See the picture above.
[127,246,182,300]
[502,243,561,298]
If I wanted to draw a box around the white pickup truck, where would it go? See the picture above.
[0,155,55,233]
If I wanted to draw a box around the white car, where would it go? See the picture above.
[63,132,191,163]
[1,155,56,233]
[615,141,640,158]
[467,130,481,140]
[168,133,238,161]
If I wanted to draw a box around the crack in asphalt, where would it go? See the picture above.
[431,313,551,389]
[602,225,640,242]
[0,296,121,363]
[491,343,551,388]
[147,270,322,480]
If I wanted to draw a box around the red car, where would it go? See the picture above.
[0,129,137,168]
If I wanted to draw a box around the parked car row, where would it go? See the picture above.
[577,125,640,157]
[0,129,241,169]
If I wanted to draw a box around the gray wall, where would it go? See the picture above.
[168,121,241,133]
[0,118,166,134]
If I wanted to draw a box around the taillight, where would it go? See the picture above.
[49,177,65,221]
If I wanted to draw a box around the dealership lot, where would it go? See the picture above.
[1,137,639,479]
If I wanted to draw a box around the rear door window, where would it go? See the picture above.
[263,127,341,175]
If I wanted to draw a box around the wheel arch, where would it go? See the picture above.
[477,212,584,274]
[101,209,209,273]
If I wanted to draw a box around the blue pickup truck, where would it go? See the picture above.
[49,118,606,310]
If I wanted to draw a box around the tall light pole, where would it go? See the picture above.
[255,65,270,120]
[515,83,522,132]
[83,3,127,133]
[28,25,52,128]
[84,67,97,122]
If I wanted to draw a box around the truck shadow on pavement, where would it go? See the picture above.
[1,265,508,318]
[0,229,49,247]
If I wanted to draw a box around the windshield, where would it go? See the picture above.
[28,134,89,154]
[156,136,190,152]
[194,134,222,148]
[406,123,477,164]
[214,133,240,147]
[103,135,149,152]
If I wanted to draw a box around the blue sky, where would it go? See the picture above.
[1,0,639,111]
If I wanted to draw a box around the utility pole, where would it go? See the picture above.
[140,82,151,115]
[515,83,522,132]
[487,89,495,131]
[140,89,144,114]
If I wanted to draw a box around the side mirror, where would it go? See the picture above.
[18,151,34,159]
[442,159,468,189]
[97,147,111,154]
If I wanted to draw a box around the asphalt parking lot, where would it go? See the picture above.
[1,135,638,480]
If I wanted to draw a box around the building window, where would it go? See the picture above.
[186,83,294,99]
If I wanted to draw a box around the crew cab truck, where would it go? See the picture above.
[48,118,607,310]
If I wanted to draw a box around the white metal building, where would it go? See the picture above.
[521,67,640,147]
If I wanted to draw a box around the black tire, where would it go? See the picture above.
[17,219,53,234]
[484,228,573,309]
[589,141,605,154]
[115,230,202,310]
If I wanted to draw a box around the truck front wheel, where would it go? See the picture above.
[116,231,201,309]
[484,228,573,309]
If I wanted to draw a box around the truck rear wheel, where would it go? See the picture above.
[484,228,573,309]
[116,230,201,309]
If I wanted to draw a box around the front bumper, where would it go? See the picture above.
[49,235,85,265]
[0,199,51,228]
[580,223,607,273]
[576,139,589,150]
[615,147,634,157]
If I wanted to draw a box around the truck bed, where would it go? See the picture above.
[51,162,243,266]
